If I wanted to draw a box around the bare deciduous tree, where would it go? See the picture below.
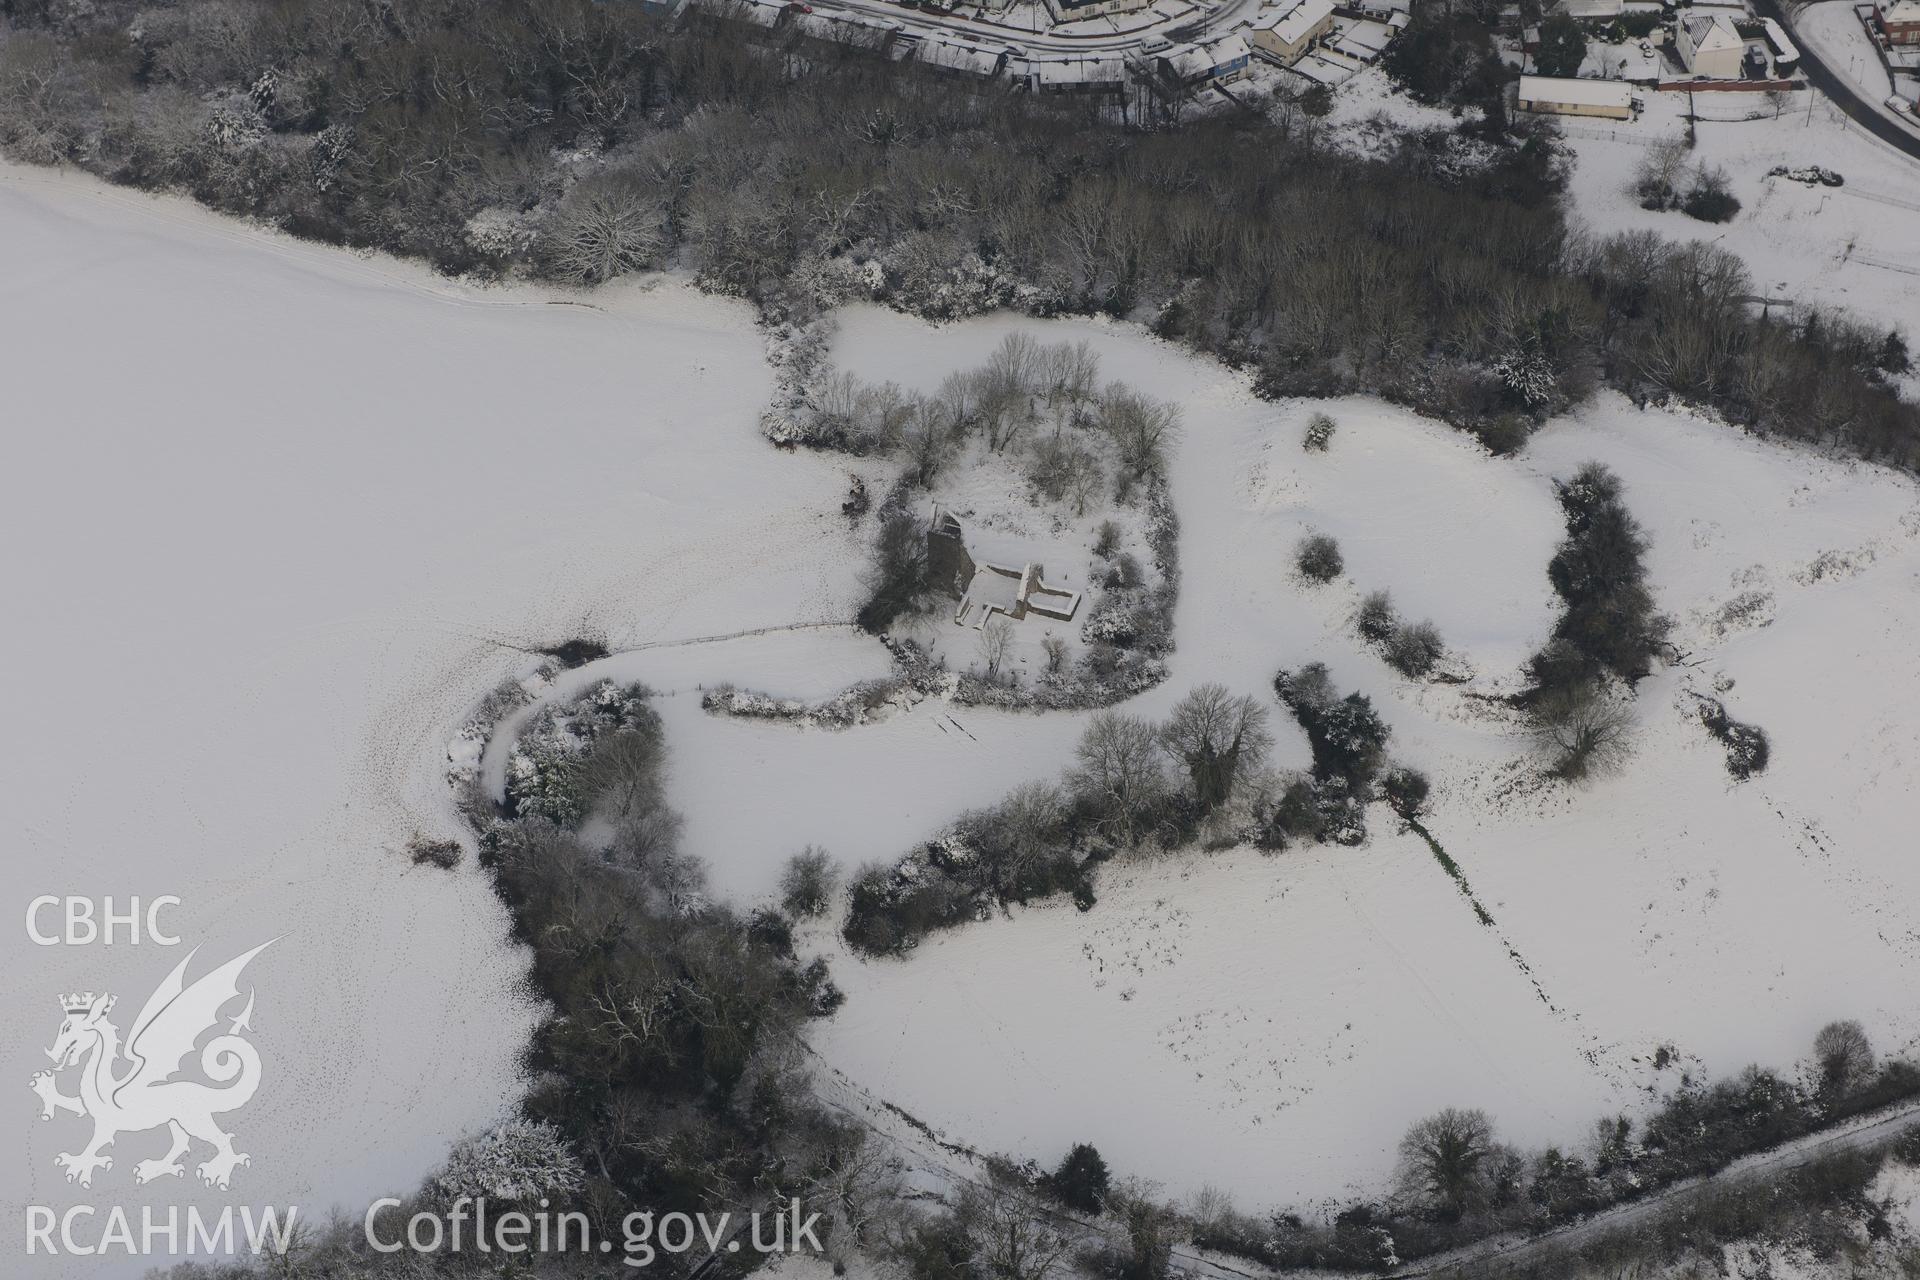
[582,727,668,819]
[902,397,956,486]
[1811,1019,1875,1099]
[978,616,1015,680]
[541,173,665,284]
[1044,340,1101,406]
[1065,449,1104,517]
[957,1178,1074,1280]
[1397,1107,1497,1219]
[1070,710,1169,843]
[1159,684,1273,812]
[1099,383,1181,479]
[1532,680,1634,781]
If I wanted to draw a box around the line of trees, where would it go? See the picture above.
[843,683,1274,954]
[1188,1019,1920,1271]
[2,0,1913,469]
[459,681,858,1266]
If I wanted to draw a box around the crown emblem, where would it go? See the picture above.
[60,992,110,1015]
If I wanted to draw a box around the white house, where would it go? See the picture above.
[1515,73,1635,119]
[1249,0,1337,65]
[1677,14,1746,79]
[1043,0,1151,19]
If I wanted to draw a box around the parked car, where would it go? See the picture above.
[1887,94,1915,116]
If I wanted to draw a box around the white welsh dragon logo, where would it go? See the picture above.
[29,940,274,1190]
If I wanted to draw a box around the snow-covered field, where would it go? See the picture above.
[808,309,1920,1209]
[7,137,1920,1270]
[0,164,868,1272]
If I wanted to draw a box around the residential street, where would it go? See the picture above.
[1759,0,1920,162]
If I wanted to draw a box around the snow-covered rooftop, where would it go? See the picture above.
[1162,32,1251,81]
[1253,0,1336,42]
[917,35,1006,75]
[1686,14,1745,51]
[1517,73,1635,107]
[1023,53,1128,85]
[1760,16,1800,62]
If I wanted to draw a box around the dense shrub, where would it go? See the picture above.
[1681,166,1742,224]
[1535,13,1588,79]
[857,507,932,633]
[842,860,979,956]
[1357,591,1397,644]
[406,835,463,870]
[1383,7,1510,112]
[1541,463,1666,683]
[1295,534,1344,583]
[1382,766,1431,819]
[1522,463,1665,778]
[1303,412,1337,452]
[1698,696,1771,780]
[1384,619,1444,678]
[1044,1143,1112,1214]
[1276,664,1391,789]
[1268,664,1400,846]
[842,786,1089,955]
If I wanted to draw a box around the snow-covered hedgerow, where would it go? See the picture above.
[446,659,564,790]
[702,676,917,730]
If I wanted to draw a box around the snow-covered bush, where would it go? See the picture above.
[1382,766,1431,820]
[537,172,666,285]
[465,207,537,266]
[1492,348,1556,409]
[430,1119,584,1205]
[1384,620,1444,679]
[1303,412,1337,452]
[203,91,266,152]
[1357,591,1398,644]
